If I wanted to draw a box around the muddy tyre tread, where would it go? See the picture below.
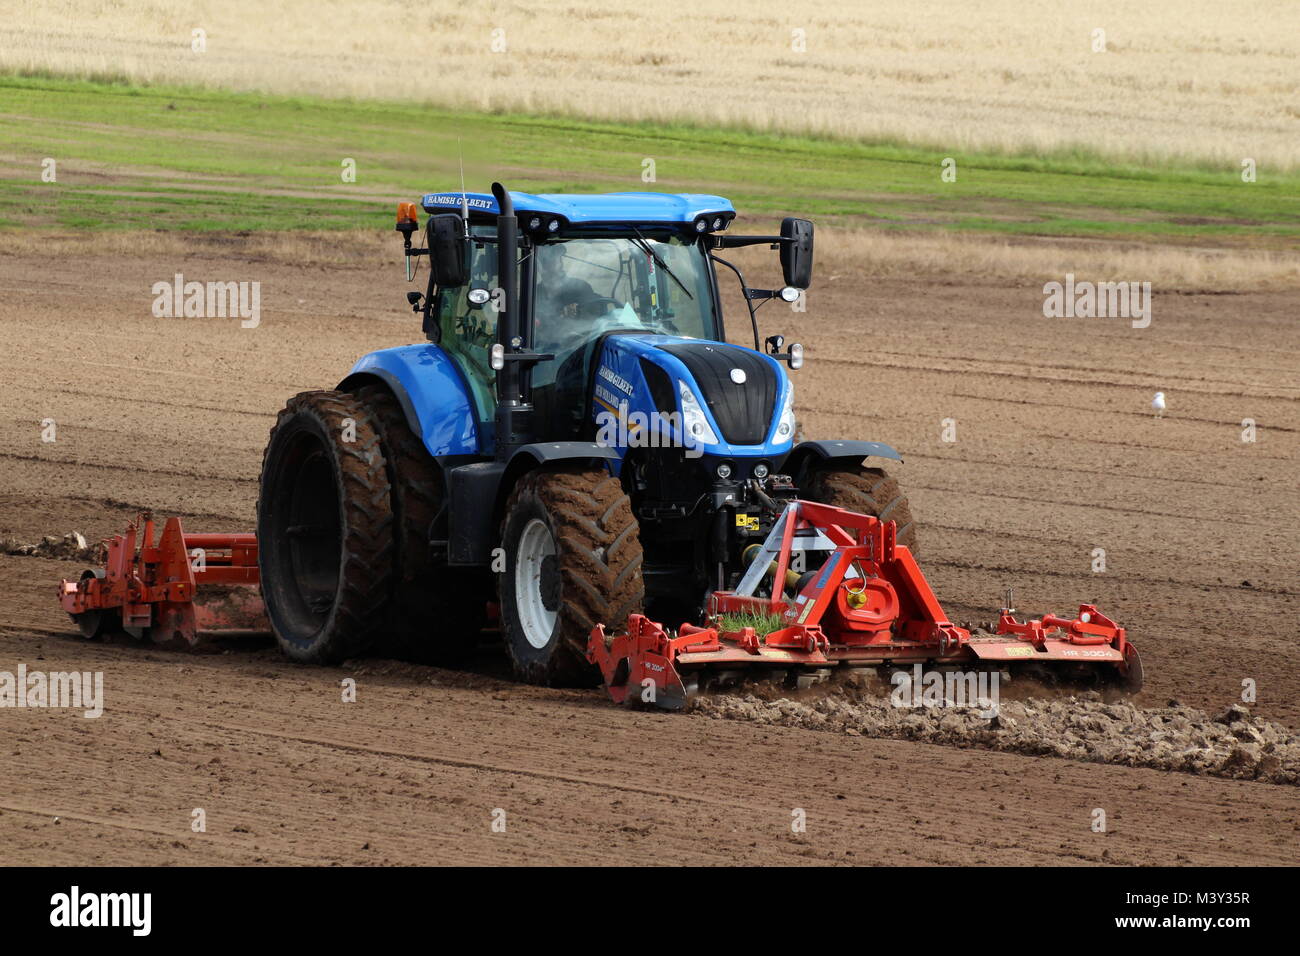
[353,384,483,664]
[257,389,394,664]
[500,468,645,686]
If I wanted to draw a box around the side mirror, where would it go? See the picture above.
[780,217,813,290]
[427,213,470,287]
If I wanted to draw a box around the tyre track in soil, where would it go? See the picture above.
[1,247,1298,865]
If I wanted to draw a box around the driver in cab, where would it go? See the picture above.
[535,247,605,321]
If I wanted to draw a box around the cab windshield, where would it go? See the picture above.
[529,233,716,387]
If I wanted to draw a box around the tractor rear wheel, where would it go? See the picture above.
[353,384,487,664]
[803,463,919,554]
[257,390,394,664]
[498,467,645,686]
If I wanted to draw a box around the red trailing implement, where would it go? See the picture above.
[58,513,268,648]
[587,499,1142,709]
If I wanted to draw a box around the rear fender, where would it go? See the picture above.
[340,344,482,457]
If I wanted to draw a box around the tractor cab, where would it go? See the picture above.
[528,226,724,442]
[401,189,808,455]
[410,193,734,438]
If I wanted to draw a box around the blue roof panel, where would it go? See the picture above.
[420,190,734,224]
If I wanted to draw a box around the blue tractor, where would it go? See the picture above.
[256,183,917,683]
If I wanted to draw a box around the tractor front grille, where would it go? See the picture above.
[658,343,777,446]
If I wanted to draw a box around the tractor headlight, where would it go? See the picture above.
[547,218,560,232]
[775,385,796,442]
[679,380,719,448]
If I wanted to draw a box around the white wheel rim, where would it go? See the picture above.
[516,518,557,649]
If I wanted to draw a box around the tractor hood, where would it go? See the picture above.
[591,334,796,459]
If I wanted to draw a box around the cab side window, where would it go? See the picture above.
[434,227,498,421]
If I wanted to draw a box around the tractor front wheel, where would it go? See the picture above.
[257,390,394,664]
[498,468,645,686]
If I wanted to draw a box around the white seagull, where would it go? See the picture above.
[1151,391,1166,418]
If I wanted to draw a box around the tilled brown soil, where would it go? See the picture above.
[1,239,1297,865]
[696,685,1300,785]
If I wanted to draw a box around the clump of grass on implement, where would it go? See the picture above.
[714,610,785,636]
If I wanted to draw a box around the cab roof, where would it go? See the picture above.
[420,190,734,227]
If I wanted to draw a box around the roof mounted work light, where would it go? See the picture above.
[693,212,733,233]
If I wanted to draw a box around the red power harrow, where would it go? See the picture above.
[58,513,268,648]
[587,499,1143,710]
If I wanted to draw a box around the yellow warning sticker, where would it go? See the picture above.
[735,514,760,531]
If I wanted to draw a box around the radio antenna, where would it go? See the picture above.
[458,140,469,237]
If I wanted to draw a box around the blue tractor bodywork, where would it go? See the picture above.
[343,344,483,456]
[343,331,900,480]
[421,191,735,228]
[588,334,794,468]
